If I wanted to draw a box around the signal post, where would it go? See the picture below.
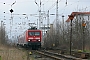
[68,15,74,55]
[82,21,86,52]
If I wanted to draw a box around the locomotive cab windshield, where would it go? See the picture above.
[28,32,40,36]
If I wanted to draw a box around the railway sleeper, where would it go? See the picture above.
[72,52,90,59]
[37,51,82,60]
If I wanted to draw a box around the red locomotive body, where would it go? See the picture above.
[17,27,42,49]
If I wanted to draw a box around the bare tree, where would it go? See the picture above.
[0,21,7,45]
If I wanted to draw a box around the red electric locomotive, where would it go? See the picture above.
[17,27,42,49]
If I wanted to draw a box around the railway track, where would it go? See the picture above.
[17,47,90,60]
[36,50,82,60]
[27,50,54,60]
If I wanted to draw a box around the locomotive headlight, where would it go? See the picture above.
[28,40,31,41]
[38,40,40,41]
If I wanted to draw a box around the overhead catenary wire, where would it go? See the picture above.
[46,0,61,11]
[45,0,80,15]
[59,0,80,13]
[60,0,90,14]
[41,0,49,5]
[60,0,80,13]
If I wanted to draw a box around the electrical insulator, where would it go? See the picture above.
[66,0,67,5]
[3,3,5,4]
[10,9,14,13]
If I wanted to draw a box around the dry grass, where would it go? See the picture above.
[0,45,27,60]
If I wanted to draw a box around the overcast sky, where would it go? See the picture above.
[0,0,90,39]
